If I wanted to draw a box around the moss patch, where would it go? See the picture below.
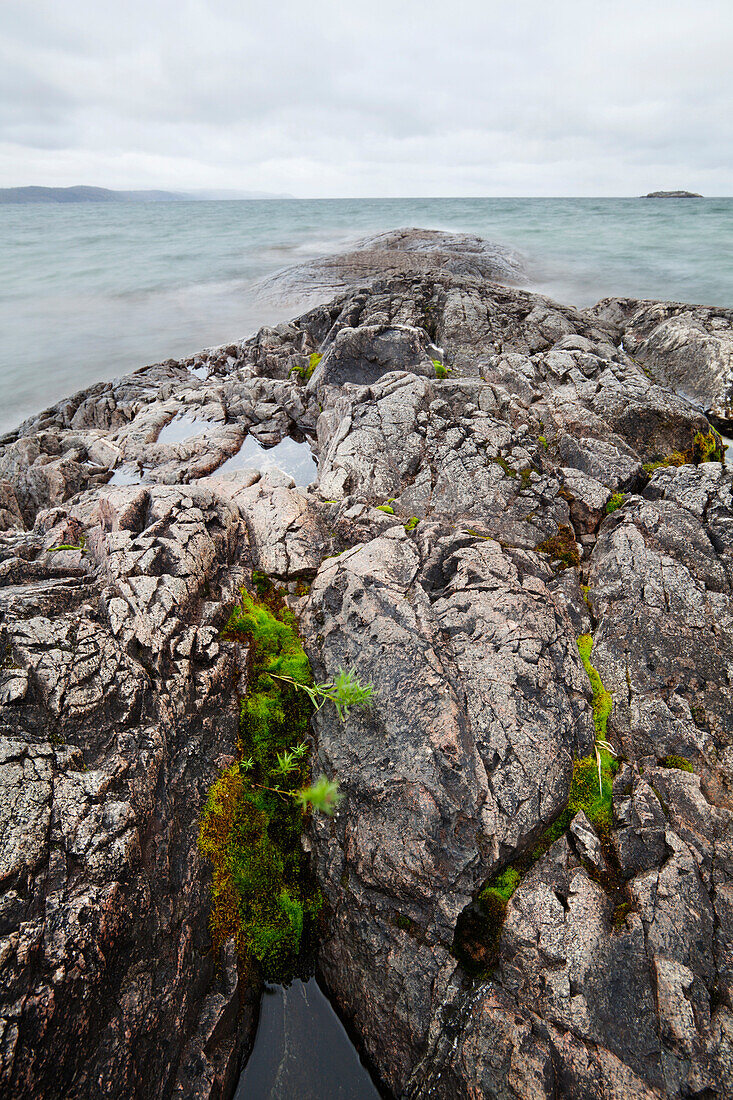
[661,754,694,773]
[643,427,725,474]
[198,582,322,982]
[606,492,626,514]
[433,359,448,379]
[577,634,612,741]
[289,351,322,382]
[536,524,580,569]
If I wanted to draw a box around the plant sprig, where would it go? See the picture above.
[271,666,373,721]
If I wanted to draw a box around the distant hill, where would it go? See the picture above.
[0,185,293,204]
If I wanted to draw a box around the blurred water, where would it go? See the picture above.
[234,979,380,1100]
[1,197,731,433]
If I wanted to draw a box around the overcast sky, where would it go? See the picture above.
[1,0,731,197]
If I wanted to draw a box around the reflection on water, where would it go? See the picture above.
[108,464,148,485]
[156,413,211,443]
[214,434,317,486]
[235,980,381,1100]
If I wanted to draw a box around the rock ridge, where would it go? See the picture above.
[0,232,731,1099]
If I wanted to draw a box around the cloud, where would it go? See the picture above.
[1,0,731,195]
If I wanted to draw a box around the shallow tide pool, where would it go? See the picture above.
[214,434,317,486]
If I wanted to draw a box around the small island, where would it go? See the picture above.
[642,189,703,198]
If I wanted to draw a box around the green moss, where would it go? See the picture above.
[568,751,616,835]
[612,901,632,931]
[577,634,612,741]
[251,569,272,598]
[661,754,694,773]
[536,524,580,569]
[199,584,322,982]
[479,866,522,907]
[492,455,517,478]
[433,359,448,379]
[538,435,548,450]
[692,429,724,464]
[396,914,414,933]
[606,493,626,514]
[643,428,725,474]
[289,351,322,382]
[376,504,394,514]
[404,516,419,531]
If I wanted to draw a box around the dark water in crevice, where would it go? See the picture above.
[235,979,382,1100]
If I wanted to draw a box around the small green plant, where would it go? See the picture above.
[577,634,617,796]
[538,435,548,450]
[661,754,694,772]
[376,504,394,514]
[289,351,322,381]
[433,359,449,379]
[271,666,373,721]
[295,775,343,814]
[47,535,88,554]
[404,516,419,532]
[606,493,626,514]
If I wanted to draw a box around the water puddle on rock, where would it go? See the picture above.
[235,979,381,1100]
[156,413,212,444]
[108,465,149,486]
[214,435,317,486]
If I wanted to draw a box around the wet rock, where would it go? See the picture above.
[252,227,526,307]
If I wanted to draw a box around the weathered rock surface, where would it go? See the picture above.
[586,296,733,427]
[1,236,732,1099]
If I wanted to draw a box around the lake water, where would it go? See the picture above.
[1,196,732,433]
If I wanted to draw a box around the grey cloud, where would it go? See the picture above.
[0,0,731,195]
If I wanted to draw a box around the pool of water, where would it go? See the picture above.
[156,413,212,444]
[108,464,149,485]
[235,979,381,1100]
[214,434,317,486]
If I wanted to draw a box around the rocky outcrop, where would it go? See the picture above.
[586,297,733,428]
[251,226,525,308]
[642,191,703,199]
[1,237,731,1099]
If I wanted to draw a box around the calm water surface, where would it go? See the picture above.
[1,197,732,433]
[235,980,381,1100]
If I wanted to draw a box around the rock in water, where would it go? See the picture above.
[642,190,703,198]
[0,243,731,1099]
[251,226,526,308]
